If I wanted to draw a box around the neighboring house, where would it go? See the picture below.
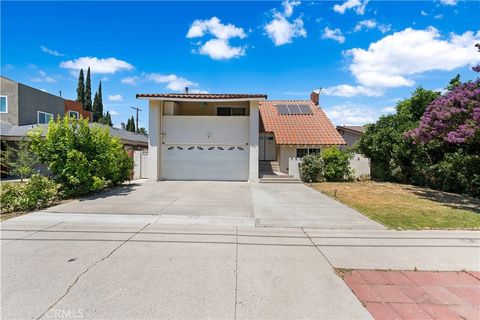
[0,76,93,124]
[137,91,345,182]
[336,125,371,179]
[64,100,93,121]
[336,125,365,148]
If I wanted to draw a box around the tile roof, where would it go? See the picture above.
[136,93,267,100]
[337,125,365,134]
[0,120,147,146]
[259,100,346,145]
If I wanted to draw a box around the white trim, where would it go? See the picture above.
[68,110,79,118]
[37,111,54,124]
[0,95,7,113]
[137,97,265,102]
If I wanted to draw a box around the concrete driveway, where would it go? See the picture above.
[41,181,384,229]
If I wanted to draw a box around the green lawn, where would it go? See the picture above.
[312,182,480,230]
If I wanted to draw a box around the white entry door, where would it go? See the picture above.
[163,145,249,181]
[259,134,276,161]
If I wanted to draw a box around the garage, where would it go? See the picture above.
[163,144,249,181]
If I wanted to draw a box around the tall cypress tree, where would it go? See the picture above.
[76,69,85,109]
[130,115,136,132]
[98,81,104,116]
[92,92,100,122]
[84,67,92,111]
[92,82,103,122]
[105,111,113,127]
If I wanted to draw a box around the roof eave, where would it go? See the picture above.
[136,97,266,102]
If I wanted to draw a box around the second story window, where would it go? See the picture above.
[68,110,79,119]
[38,111,53,124]
[216,107,247,116]
[0,96,7,113]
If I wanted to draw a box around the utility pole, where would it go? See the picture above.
[131,107,142,131]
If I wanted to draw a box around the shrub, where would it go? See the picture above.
[300,154,324,183]
[322,147,353,182]
[29,116,133,197]
[0,174,60,213]
[0,139,38,181]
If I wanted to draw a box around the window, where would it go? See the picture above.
[0,96,7,113]
[216,107,247,116]
[38,111,53,124]
[68,110,79,119]
[296,148,308,158]
[296,148,322,158]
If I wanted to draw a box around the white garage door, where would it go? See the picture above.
[163,145,249,181]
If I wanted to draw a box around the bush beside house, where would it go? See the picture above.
[300,147,353,183]
[1,116,133,213]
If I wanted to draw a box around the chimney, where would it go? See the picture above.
[310,88,321,105]
[59,90,62,98]
[185,87,189,94]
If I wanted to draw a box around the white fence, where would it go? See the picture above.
[288,153,370,180]
[133,149,148,180]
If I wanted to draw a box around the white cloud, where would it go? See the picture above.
[345,27,480,88]
[440,0,457,6]
[60,57,133,74]
[186,17,247,60]
[199,39,246,60]
[40,46,65,57]
[108,94,123,102]
[421,10,428,16]
[434,14,443,19]
[381,106,395,113]
[146,73,195,91]
[30,70,56,83]
[354,19,390,33]
[109,110,120,116]
[101,77,109,82]
[322,85,383,97]
[325,104,377,125]
[333,0,369,15]
[187,16,246,40]
[121,76,139,85]
[264,0,307,46]
[322,27,345,43]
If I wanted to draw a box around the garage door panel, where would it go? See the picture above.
[163,145,249,181]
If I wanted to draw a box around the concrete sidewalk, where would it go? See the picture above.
[1,218,478,319]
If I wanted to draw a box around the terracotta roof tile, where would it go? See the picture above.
[136,93,267,99]
[259,100,345,145]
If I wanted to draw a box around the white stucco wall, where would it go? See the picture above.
[147,100,162,181]
[162,116,249,145]
[349,153,371,178]
[249,101,259,182]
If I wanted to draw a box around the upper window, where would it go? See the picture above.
[38,111,53,124]
[217,107,247,116]
[68,110,79,119]
[0,96,7,113]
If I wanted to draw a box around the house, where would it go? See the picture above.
[137,91,345,182]
[0,76,93,124]
[336,125,365,148]
[336,125,371,179]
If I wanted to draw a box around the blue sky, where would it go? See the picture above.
[2,0,479,130]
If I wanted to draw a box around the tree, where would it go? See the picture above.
[76,69,85,109]
[137,127,147,135]
[322,147,352,182]
[92,82,103,122]
[1,139,38,182]
[98,111,113,127]
[84,67,92,111]
[126,116,136,132]
[446,74,461,91]
[29,116,132,197]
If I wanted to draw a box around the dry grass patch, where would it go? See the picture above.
[312,182,480,230]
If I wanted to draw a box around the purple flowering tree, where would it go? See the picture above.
[405,78,480,144]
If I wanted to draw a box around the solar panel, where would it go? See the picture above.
[298,104,312,114]
[275,103,313,115]
[288,104,301,114]
[275,104,290,115]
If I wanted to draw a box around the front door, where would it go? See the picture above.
[259,133,276,161]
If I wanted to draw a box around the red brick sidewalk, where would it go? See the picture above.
[341,270,480,320]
